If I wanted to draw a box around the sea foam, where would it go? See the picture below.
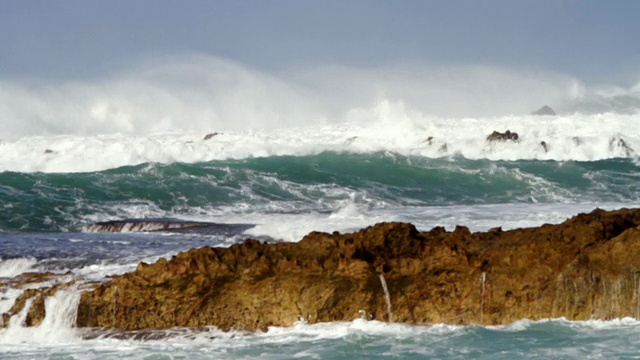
[2,56,639,173]
[0,107,638,173]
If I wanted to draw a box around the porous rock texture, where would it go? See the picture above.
[73,208,640,331]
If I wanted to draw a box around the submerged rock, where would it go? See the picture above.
[69,208,640,331]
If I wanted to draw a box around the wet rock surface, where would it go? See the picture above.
[84,219,254,235]
[486,130,519,142]
[72,208,640,331]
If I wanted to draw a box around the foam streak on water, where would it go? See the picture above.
[2,318,640,359]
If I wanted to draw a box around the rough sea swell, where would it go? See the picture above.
[2,109,640,358]
[1,153,640,233]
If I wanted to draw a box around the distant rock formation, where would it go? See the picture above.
[9,208,640,332]
[486,130,519,142]
[531,105,556,116]
[84,219,253,236]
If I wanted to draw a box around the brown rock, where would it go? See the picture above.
[9,208,640,331]
[71,208,640,331]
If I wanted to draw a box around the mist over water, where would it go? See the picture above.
[2,55,638,141]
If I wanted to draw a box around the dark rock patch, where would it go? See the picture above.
[203,133,220,140]
[540,141,548,153]
[487,130,519,142]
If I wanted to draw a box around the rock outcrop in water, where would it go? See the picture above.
[69,208,640,331]
[84,219,254,235]
[6,208,640,331]
[203,132,220,140]
[486,130,519,142]
[531,105,556,116]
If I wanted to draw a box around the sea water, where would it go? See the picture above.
[2,110,640,358]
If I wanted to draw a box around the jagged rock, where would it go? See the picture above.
[203,133,220,140]
[531,106,556,116]
[486,130,519,142]
[71,208,640,331]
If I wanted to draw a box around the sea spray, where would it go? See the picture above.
[0,287,81,344]
[2,112,640,173]
[0,258,38,278]
[0,297,35,343]
[0,57,592,141]
[37,287,81,341]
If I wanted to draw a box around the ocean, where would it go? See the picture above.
[1,110,640,359]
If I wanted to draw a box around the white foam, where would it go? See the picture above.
[0,55,638,173]
[2,314,640,357]
[0,288,24,323]
[0,108,638,173]
[0,257,38,278]
[565,317,640,330]
[238,201,640,242]
[34,287,81,342]
[0,287,81,345]
[260,318,463,342]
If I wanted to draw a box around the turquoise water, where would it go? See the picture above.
[3,318,640,359]
[2,152,639,232]
[2,150,640,358]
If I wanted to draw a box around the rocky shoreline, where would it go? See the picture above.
[6,208,640,331]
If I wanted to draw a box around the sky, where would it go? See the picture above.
[1,0,639,82]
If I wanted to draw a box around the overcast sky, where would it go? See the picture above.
[1,0,639,83]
